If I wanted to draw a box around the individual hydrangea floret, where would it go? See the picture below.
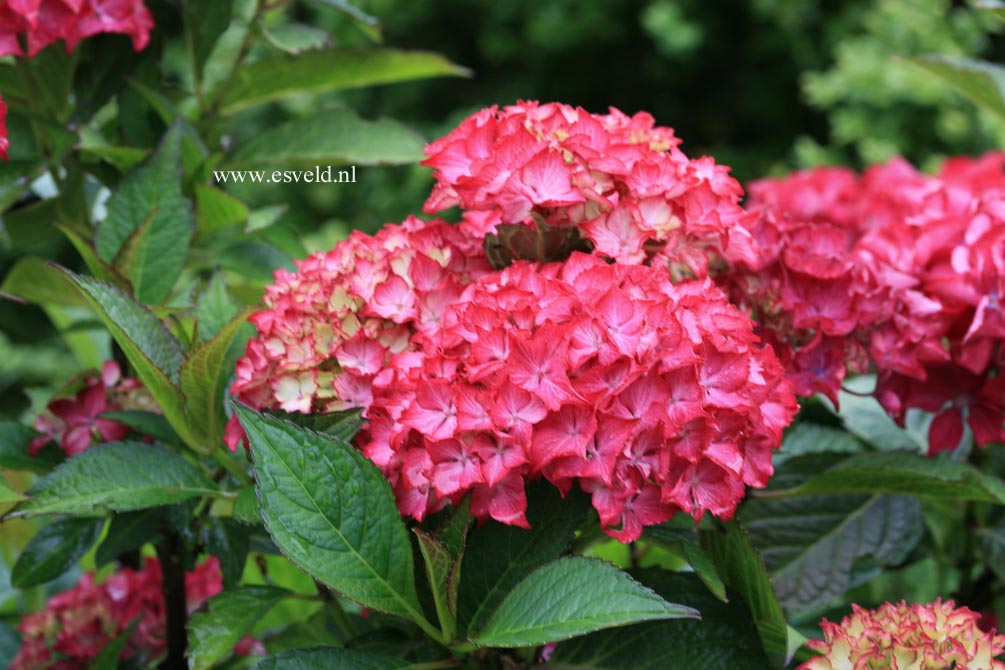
[799,599,1005,670]
[0,0,153,58]
[11,557,262,670]
[31,360,157,457]
[421,101,758,277]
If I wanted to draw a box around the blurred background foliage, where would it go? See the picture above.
[3,0,1005,421]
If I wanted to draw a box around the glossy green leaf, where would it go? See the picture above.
[216,48,469,114]
[702,522,788,667]
[11,517,103,587]
[551,571,773,670]
[778,452,1005,503]
[95,124,195,304]
[232,485,261,525]
[470,557,697,647]
[9,443,217,518]
[229,111,424,168]
[189,586,287,670]
[180,308,254,446]
[775,423,864,465]
[237,407,426,623]
[907,54,1005,119]
[256,649,411,670]
[458,482,591,636]
[95,508,164,567]
[739,494,923,612]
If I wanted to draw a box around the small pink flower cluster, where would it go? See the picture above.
[11,557,262,670]
[799,599,1005,670]
[422,101,757,276]
[0,95,7,161]
[358,254,795,539]
[0,0,153,58]
[230,103,799,541]
[722,154,1005,452]
[31,360,156,457]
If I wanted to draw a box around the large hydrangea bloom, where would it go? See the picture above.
[0,0,153,58]
[422,101,757,277]
[800,600,1005,670]
[721,153,1005,452]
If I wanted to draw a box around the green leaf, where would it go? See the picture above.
[644,518,726,602]
[9,443,217,518]
[551,571,773,670]
[93,618,141,670]
[237,407,426,623]
[264,409,364,444]
[0,198,60,249]
[906,55,1005,120]
[11,517,103,587]
[976,0,1005,19]
[58,225,130,289]
[95,123,195,304]
[180,308,254,446]
[216,48,469,114]
[775,423,864,465]
[95,508,164,567]
[308,0,382,42]
[189,586,287,670]
[739,494,923,611]
[229,111,424,168]
[0,422,57,474]
[58,270,196,448]
[100,410,181,444]
[1,257,87,307]
[414,529,461,642]
[779,452,1005,503]
[458,482,592,636]
[469,557,697,647]
[232,485,261,525]
[979,523,1005,580]
[702,522,788,667]
[203,517,250,589]
[183,0,234,74]
[194,271,241,342]
[261,23,334,55]
[256,649,411,670]
[0,476,24,505]
[195,184,249,241]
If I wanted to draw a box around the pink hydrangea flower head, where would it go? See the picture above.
[0,94,7,160]
[799,599,1005,670]
[31,360,156,457]
[0,0,153,58]
[422,101,757,277]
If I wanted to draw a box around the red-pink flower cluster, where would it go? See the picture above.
[226,216,492,447]
[0,0,153,58]
[11,556,261,670]
[359,253,796,540]
[0,95,8,161]
[422,101,757,277]
[31,360,157,457]
[799,599,1005,670]
[721,154,1005,452]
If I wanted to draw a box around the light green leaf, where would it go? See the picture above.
[739,494,923,612]
[825,375,928,452]
[180,308,254,446]
[9,442,217,518]
[702,523,788,666]
[11,517,104,587]
[470,557,697,647]
[189,586,287,670]
[182,0,234,74]
[237,407,426,624]
[261,23,334,55]
[307,0,382,42]
[256,649,411,670]
[96,123,195,304]
[1,257,87,307]
[906,55,1005,120]
[229,111,424,168]
[775,423,864,465]
[232,485,261,525]
[780,452,1005,503]
[0,476,25,505]
[550,571,773,670]
[458,482,592,636]
[58,225,130,289]
[976,0,1005,19]
[195,184,249,241]
[216,48,469,114]
[194,271,241,342]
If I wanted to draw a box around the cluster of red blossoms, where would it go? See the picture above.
[230,104,799,541]
[0,0,153,58]
[422,101,757,277]
[721,153,1005,452]
[31,360,156,457]
[12,557,262,670]
[799,599,1005,670]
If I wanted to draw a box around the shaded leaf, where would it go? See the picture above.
[95,508,164,567]
[100,409,181,444]
[12,517,103,587]
[256,648,410,670]
[189,586,287,670]
[0,422,57,474]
